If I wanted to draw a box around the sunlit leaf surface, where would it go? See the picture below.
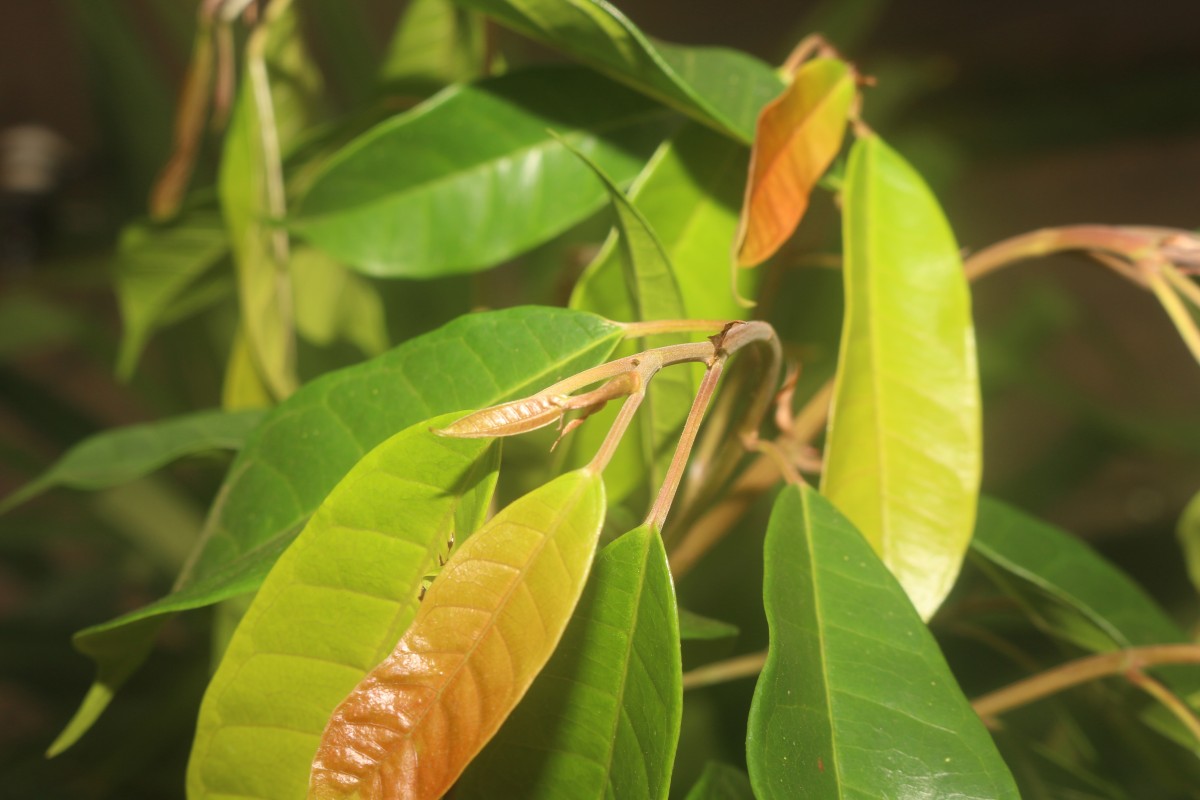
[187,415,499,799]
[53,307,621,753]
[457,524,681,798]
[821,134,981,618]
[734,57,855,267]
[309,470,605,800]
[747,484,1018,799]
[293,67,669,278]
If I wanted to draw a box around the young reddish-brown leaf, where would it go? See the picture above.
[308,469,606,800]
[734,57,855,267]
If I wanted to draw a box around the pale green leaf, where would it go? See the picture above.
[1177,490,1200,598]
[678,607,738,641]
[747,484,1019,799]
[380,0,486,94]
[684,762,754,800]
[821,134,981,619]
[188,415,499,799]
[457,523,682,798]
[291,247,389,357]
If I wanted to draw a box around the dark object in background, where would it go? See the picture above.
[0,125,70,272]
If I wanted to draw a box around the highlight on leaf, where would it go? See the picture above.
[308,470,606,800]
[733,49,857,268]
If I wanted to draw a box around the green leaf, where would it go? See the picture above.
[292,67,670,278]
[820,134,981,619]
[452,0,783,142]
[290,246,389,357]
[221,0,325,399]
[747,484,1019,799]
[1177,491,1200,598]
[187,414,499,800]
[678,607,739,641]
[684,762,755,800]
[0,291,81,360]
[380,0,486,95]
[457,523,682,798]
[0,409,264,516]
[309,470,606,800]
[54,306,621,752]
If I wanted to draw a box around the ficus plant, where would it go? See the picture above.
[8,0,1200,797]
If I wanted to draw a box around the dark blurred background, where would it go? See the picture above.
[0,1,1197,797]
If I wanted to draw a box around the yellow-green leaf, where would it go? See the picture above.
[308,470,605,799]
[187,414,500,799]
[821,134,981,618]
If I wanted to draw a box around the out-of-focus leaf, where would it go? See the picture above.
[684,762,755,800]
[747,484,1018,799]
[302,0,377,108]
[458,523,681,798]
[380,0,485,95]
[0,409,263,516]
[53,307,621,752]
[291,247,389,356]
[1178,491,1200,597]
[114,213,229,378]
[678,607,739,641]
[293,67,669,278]
[452,0,783,142]
[222,326,275,410]
[188,415,499,799]
[309,470,606,800]
[0,291,80,359]
[820,134,981,619]
[221,0,325,399]
[734,57,854,267]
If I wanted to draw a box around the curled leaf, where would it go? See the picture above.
[309,470,606,800]
[734,57,855,268]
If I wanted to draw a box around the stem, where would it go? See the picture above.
[682,650,767,691]
[588,385,646,474]
[618,319,732,338]
[972,644,1200,721]
[1125,669,1200,745]
[963,226,1156,283]
[1162,262,1200,310]
[647,358,726,531]
[1146,268,1200,364]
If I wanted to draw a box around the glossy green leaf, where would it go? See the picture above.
[821,134,981,619]
[452,0,783,142]
[0,409,263,515]
[684,762,755,800]
[292,67,670,278]
[54,307,621,752]
[748,484,1018,799]
[458,523,682,798]
[188,414,499,800]
[113,212,229,378]
[221,0,324,399]
[678,607,739,641]
[380,0,486,94]
[309,470,605,800]
[1177,490,1200,597]
[291,246,389,357]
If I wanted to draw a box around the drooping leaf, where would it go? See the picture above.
[452,0,783,142]
[291,247,389,357]
[309,470,606,800]
[747,484,1019,799]
[678,607,739,641]
[820,134,981,619]
[54,307,621,753]
[380,0,486,95]
[220,0,325,399]
[187,415,499,800]
[684,762,755,800]
[734,57,855,267]
[561,140,692,492]
[114,213,230,378]
[0,409,263,516]
[457,523,682,799]
[1177,490,1200,597]
[292,67,670,278]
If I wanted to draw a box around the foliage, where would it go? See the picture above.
[4,0,1200,798]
